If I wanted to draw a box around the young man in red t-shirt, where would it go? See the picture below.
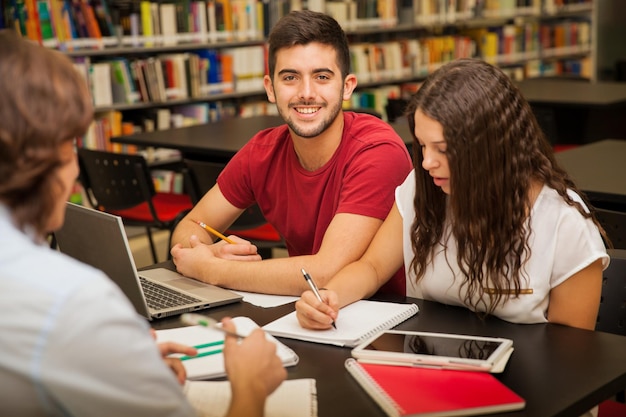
[171,10,412,296]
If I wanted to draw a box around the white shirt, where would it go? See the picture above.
[395,170,609,324]
[0,204,196,417]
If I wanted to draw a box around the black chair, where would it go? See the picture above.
[385,98,409,123]
[181,158,283,258]
[596,249,626,410]
[594,208,626,250]
[597,249,626,336]
[77,148,193,263]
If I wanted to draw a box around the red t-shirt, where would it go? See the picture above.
[218,112,412,295]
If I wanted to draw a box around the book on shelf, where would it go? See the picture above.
[79,0,102,38]
[160,53,190,100]
[108,58,141,104]
[24,0,43,41]
[89,62,113,106]
[145,107,172,130]
[159,2,177,44]
[262,300,419,348]
[171,103,210,126]
[155,316,299,380]
[90,0,115,36]
[82,109,121,150]
[48,0,69,43]
[139,0,152,44]
[37,0,55,41]
[152,168,184,193]
[345,358,525,417]
[69,0,89,39]
[222,44,265,92]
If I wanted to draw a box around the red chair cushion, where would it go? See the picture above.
[553,144,580,152]
[227,222,282,242]
[599,399,626,417]
[108,193,193,223]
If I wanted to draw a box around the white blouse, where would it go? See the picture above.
[395,170,609,324]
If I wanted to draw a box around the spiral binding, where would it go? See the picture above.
[356,304,420,345]
[345,358,403,417]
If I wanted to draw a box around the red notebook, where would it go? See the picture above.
[345,358,525,417]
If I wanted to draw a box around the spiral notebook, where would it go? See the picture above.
[262,300,419,347]
[345,358,525,417]
[155,316,299,380]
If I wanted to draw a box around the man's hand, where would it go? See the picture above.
[171,235,262,282]
[150,329,197,385]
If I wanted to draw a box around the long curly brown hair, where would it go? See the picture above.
[405,59,609,315]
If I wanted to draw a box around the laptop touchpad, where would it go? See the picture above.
[169,278,207,291]
[140,267,192,283]
[140,268,220,292]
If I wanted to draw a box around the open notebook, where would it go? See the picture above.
[263,300,419,347]
[156,316,299,380]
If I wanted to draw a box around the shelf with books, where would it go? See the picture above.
[60,37,266,57]
[4,0,606,144]
[339,1,594,84]
[90,89,267,112]
[70,43,267,111]
[5,0,269,52]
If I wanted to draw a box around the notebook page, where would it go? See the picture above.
[263,300,419,347]
[233,291,298,308]
[185,378,317,417]
[156,316,299,380]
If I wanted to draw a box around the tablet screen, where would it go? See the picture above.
[362,332,504,360]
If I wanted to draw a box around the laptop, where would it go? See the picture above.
[54,202,242,320]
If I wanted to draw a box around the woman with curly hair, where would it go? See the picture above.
[295,58,609,331]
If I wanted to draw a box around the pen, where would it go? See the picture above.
[181,313,247,339]
[180,348,223,361]
[195,220,235,244]
[301,268,336,329]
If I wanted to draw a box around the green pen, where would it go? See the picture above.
[180,348,223,361]
[181,313,247,339]
[193,340,224,350]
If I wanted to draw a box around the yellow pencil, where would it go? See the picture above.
[195,220,235,244]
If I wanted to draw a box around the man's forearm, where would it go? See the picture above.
[196,253,352,296]
[172,217,215,248]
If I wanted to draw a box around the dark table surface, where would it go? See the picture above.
[516,79,626,107]
[148,261,626,417]
[555,139,626,208]
[112,114,285,161]
[113,114,415,161]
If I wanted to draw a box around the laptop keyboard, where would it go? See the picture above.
[139,277,202,310]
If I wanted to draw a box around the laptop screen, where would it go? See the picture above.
[54,202,151,317]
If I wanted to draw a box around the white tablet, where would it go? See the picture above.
[351,330,513,372]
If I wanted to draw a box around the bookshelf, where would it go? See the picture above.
[2,0,618,149]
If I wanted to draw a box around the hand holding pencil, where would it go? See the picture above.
[195,220,235,244]
[170,219,261,275]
